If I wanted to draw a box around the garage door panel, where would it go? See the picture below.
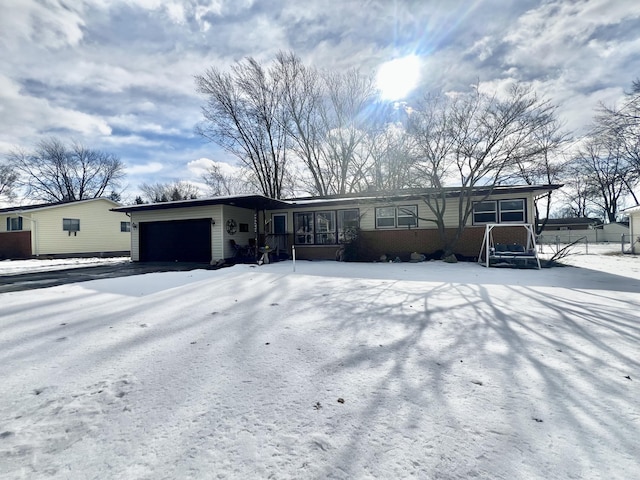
[140,219,211,262]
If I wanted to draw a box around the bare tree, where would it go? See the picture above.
[196,57,288,198]
[276,52,377,195]
[202,163,257,196]
[557,162,597,218]
[596,81,640,204]
[367,122,415,191]
[139,180,200,203]
[408,84,562,255]
[506,118,571,233]
[0,163,19,203]
[275,52,329,195]
[319,69,376,194]
[568,135,636,222]
[7,138,125,202]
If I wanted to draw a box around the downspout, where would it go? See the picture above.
[126,213,133,259]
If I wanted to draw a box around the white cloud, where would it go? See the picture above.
[0,74,112,152]
[125,161,164,175]
[187,157,240,177]
[1,0,639,193]
[109,115,182,136]
[0,0,87,49]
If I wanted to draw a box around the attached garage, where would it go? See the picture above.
[139,219,212,262]
[112,196,291,263]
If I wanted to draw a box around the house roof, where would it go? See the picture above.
[111,194,292,213]
[0,198,121,215]
[623,204,640,214]
[285,184,562,208]
[112,184,563,212]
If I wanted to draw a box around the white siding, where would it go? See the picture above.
[25,199,129,256]
[1,214,31,232]
[220,206,257,260]
[630,210,640,254]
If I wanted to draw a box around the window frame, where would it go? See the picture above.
[6,216,23,231]
[120,221,131,232]
[337,209,360,243]
[498,199,526,223]
[63,218,80,232]
[294,209,360,245]
[397,205,418,227]
[294,212,314,245]
[472,198,527,225]
[375,205,418,229]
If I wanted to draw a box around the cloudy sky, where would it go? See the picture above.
[1,0,639,200]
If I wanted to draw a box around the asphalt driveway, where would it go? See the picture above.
[0,262,220,293]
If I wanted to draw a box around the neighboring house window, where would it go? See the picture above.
[294,209,360,245]
[375,205,418,228]
[63,218,80,232]
[121,221,131,232]
[6,217,23,231]
[473,199,526,224]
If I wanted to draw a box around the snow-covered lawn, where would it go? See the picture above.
[0,256,130,275]
[1,255,639,479]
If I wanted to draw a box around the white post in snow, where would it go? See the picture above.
[292,245,296,272]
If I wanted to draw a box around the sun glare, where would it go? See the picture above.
[376,55,421,101]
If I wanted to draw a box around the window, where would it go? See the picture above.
[294,209,360,245]
[6,217,22,231]
[473,199,526,225]
[397,205,418,227]
[315,211,336,244]
[499,199,525,223]
[120,221,131,232]
[473,201,497,224]
[63,218,80,232]
[338,209,359,242]
[239,223,249,233]
[294,212,314,244]
[375,205,418,228]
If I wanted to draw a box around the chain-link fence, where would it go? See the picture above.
[536,234,633,255]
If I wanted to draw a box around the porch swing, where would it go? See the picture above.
[478,224,541,269]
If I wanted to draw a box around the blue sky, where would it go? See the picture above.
[1,0,639,201]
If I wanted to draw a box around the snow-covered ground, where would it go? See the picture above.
[1,250,639,479]
[0,256,130,275]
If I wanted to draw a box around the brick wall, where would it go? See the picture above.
[0,231,32,259]
[292,225,532,261]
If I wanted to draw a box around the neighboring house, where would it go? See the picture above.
[112,185,559,263]
[540,217,630,243]
[542,217,602,230]
[0,198,131,259]
[624,205,640,254]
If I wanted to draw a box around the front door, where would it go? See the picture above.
[272,214,287,252]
